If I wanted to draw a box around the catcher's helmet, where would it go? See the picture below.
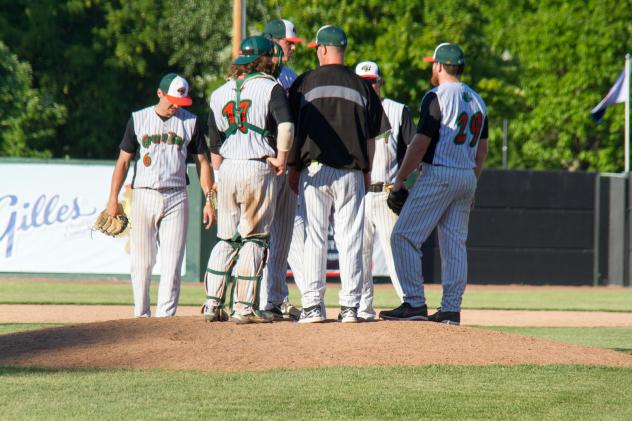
[234,36,275,65]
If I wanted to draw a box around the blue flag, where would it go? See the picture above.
[591,69,628,122]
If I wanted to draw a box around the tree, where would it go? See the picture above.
[0,41,66,157]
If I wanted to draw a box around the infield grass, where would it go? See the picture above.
[1,365,631,420]
[0,323,62,334]
[1,280,632,312]
[482,327,632,355]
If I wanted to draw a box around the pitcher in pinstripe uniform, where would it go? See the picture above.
[380,43,488,326]
[354,61,416,321]
[288,26,389,323]
[105,73,215,318]
[203,36,294,324]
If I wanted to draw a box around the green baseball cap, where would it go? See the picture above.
[307,25,347,48]
[423,43,465,65]
[233,35,275,65]
[263,19,305,43]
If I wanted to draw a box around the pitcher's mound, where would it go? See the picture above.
[1,317,631,371]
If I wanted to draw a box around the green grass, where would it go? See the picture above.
[2,280,632,312]
[1,365,631,420]
[0,323,62,334]
[481,327,632,355]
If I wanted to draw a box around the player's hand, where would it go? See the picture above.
[202,203,215,230]
[106,199,119,218]
[288,168,300,194]
[391,180,404,192]
[266,156,286,176]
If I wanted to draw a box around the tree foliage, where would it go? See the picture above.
[0,41,66,157]
[1,0,631,171]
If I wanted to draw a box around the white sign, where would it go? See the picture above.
[0,162,172,275]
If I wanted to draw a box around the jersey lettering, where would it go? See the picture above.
[453,111,483,148]
[222,100,252,133]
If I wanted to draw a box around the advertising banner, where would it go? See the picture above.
[0,162,171,275]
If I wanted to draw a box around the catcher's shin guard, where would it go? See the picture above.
[232,237,269,315]
[204,233,243,315]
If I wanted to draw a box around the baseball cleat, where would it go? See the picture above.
[280,301,302,321]
[202,304,229,322]
[297,305,325,324]
[379,303,428,321]
[338,306,358,323]
[231,310,274,324]
[427,308,460,326]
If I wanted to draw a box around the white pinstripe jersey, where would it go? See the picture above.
[372,98,404,184]
[427,82,487,169]
[209,74,279,160]
[131,106,196,189]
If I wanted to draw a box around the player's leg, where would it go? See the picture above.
[373,191,404,300]
[130,188,159,317]
[359,191,377,320]
[232,160,276,322]
[299,162,333,322]
[389,166,454,308]
[155,188,189,317]
[203,160,241,320]
[260,174,298,318]
[331,168,365,320]
[435,169,477,314]
[287,201,305,295]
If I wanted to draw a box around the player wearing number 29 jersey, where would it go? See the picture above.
[380,43,488,326]
[420,82,487,169]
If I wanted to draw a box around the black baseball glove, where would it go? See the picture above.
[387,188,409,215]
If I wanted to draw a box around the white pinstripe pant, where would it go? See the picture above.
[130,187,188,318]
[391,164,477,312]
[205,160,277,315]
[299,162,365,310]
[359,191,404,319]
[258,173,306,310]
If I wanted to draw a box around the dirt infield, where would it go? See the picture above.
[3,304,632,327]
[1,317,631,371]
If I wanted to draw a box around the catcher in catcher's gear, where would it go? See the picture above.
[386,187,409,216]
[94,203,129,236]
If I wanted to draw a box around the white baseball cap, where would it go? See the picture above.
[355,61,380,79]
[158,73,192,106]
[263,19,305,43]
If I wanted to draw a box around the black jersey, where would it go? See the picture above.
[288,64,389,172]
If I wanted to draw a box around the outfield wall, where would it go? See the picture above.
[1,159,627,286]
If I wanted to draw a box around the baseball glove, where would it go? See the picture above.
[94,204,128,237]
[387,188,409,215]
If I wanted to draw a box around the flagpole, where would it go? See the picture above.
[625,53,630,173]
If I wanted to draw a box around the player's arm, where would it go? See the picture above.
[188,118,215,229]
[207,110,224,172]
[107,117,137,216]
[392,92,441,192]
[474,116,489,179]
[267,84,294,176]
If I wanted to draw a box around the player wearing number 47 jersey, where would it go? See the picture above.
[380,43,488,326]
[203,36,294,324]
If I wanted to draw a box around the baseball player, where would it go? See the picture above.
[380,43,488,325]
[202,35,294,324]
[105,73,215,318]
[288,25,389,323]
[354,61,416,321]
[257,18,305,320]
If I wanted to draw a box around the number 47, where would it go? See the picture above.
[453,111,483,147]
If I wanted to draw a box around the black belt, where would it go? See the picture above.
[368,183,392,193]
